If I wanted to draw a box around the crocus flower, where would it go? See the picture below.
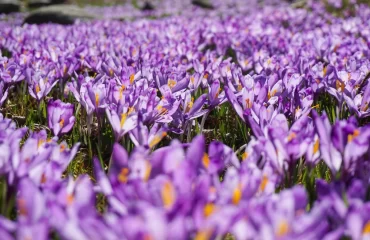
[86,81,108,112]
[17,178,49,240]
[313,110,370,176]
[47,100,75,137]
[106,106,138,141]
[129,122,168,149]
[344,81,370,118]
[312,110,343,174]
[26,69,58,102]
[183,91,208,120]
[207,79,225,108]
[0,58,25,84]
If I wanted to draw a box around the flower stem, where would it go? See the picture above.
[187,120,193,143]
[200,111,209,133]
[0,178,7,216]
[87,132,93,163]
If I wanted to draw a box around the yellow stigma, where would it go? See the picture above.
[276,220,289,237]
[149,132,166,148]
[348,129,360,142]
[35,84,41,94]
[287,132,296,142]
[143,234,153,240]
[241,152,248,161]
[270,89,278,99]
[237,84,243,91]
[161,181,175,208]
[17,198,28,216]
[185,98,194,113]
[259,175,268,192]
[128,107,134,115]
[149,136,161,148]
[202,153,210,169]
[67,194,74,206]
[161,107,168,115]
[118,168,129,183]
[109,68,114,77]
[333,44,339,52]
[209,186,216,194]
[336,80,345,92]
[353,128,360,138]
[144,161,152,181]
[363,221,370,235]
[129,74,135,84]
[95,93,99,107]
[190,76,195,84]
[267,91,271,100]
[59,118,65,128]
[156,104,167,114]
[245,98,252,109]
[118,85,126,100]
[295,106,301,115]
[244,59,249,66]
[311,104,320,109]
[131,48,137,56]
[203,203,215,217]
[60,144,66,152]
[37,139,45,149]
[232,185,242,205]
[167,79,177,89]
[40,173,47,184]
[323,66,327,76]
[203,73,209,79]
[313,139,320,154]
[215,87,221,98]
[195,230,211,240]
[362,102,369,112]
[120,113,127,128]
[267,58,272,65]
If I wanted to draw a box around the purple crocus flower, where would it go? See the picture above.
[0,57,25,84]
[86,81,108,112]
[313,110,370,175]
[26,69,58,102]
[129,122,167,149]
[312,110,342,174]
[47,100,75,137]
[17,178,49,240]
[207,79,225,108]
[344,82,370,118]
[183,91,208,120]
[106,106,138,141]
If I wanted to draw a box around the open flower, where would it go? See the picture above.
[106,106,138,141]
[47,100,75,137]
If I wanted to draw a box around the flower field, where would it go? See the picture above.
[1,0,370,239]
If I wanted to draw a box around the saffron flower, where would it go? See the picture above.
[47,100,75,137]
